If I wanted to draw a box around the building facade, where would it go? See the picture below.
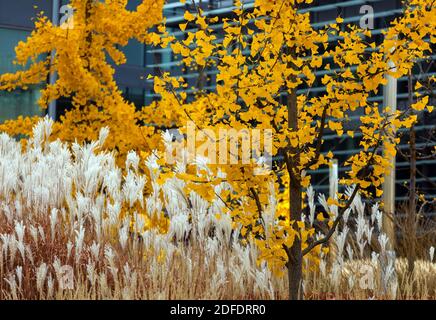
[0,0,435,207]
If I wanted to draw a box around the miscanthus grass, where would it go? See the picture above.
[0,118,435,300]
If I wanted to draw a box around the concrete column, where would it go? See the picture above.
[329,159,338,201]
[382,59,397,249]
[329,159,338,263]
[48,0,60,120]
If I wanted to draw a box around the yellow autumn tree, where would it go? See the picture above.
[0,0,164,166]
[145,0,435,299]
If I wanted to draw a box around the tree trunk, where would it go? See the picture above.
[286,87,303,300]
[286,179,303,299]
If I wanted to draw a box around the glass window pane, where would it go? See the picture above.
[122,39,144,67]
[0,28,43,121]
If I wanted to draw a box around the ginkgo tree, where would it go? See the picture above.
[146,0,436,299]
[0,0,165,166]
[0,0,435,301]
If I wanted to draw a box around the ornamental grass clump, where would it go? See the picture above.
[1,119,436,300]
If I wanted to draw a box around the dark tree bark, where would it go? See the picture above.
[286,87,303,300]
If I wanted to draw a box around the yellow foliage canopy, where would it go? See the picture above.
[0,0,164,166]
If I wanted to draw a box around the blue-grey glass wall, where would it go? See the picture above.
[0,0,52,119]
